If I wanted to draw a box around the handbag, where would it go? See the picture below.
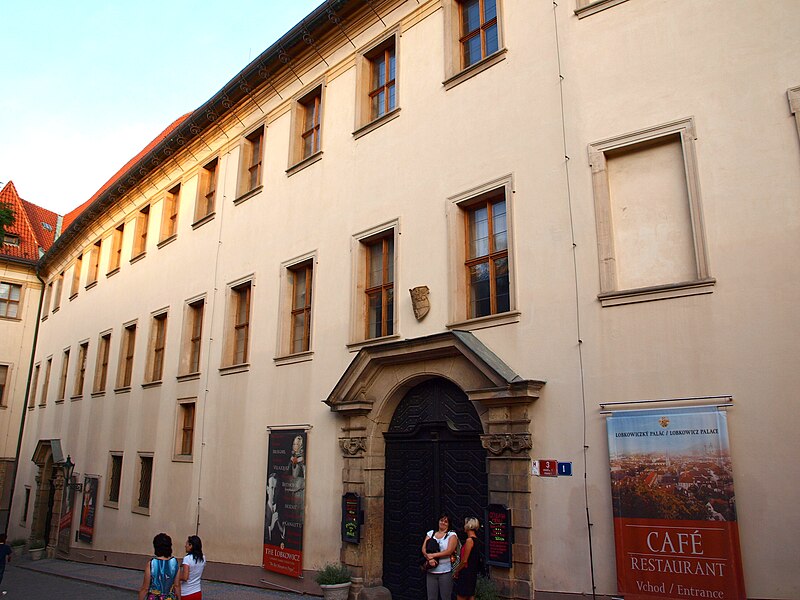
[420,536,441,572]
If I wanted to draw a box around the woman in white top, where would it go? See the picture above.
[181,535,206,600]
[421,514,458,600]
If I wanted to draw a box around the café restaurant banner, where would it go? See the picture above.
[606,406,745,600]
[263,429,307,577]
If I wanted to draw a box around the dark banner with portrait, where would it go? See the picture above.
[607,407,745,600]
[263,429,307,577]
[78,475,98,543]
[57,475,76,555]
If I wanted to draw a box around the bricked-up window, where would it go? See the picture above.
[42,282,52,318]
[133,205,150,258]
[39,358,51,406]
[147,313,168,382]
[365,234,394,339]
[177,401,196,457]
[460,0,499,68]
[107,453,123,505]
[300,88,322,159]
[22,487,31,524]
[196,158,218,221]
[74,342,88,397]
[160,184,180,242]
[0,364,9,407]
[52,271,64,311]
[465,191,509,318]
[0,282,22,318]
[368,41,396,120]
[232,283,251,365]
[118,323,136,388]
[29,365,39,408]
[70,255,82,297]
[135,454,153,511]
[109,223,124,273]
[290,262,313,354]
[181,299,205,375]
[87,239,102,285]
[58,349,70,400]
[94,333,111,393]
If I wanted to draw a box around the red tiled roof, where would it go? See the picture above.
[62,113,192,231]
[0,181,59,263]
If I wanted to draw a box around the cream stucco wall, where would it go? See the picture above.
[9,1,800,598]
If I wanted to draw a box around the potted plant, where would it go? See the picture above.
[9,538,25,558]
[475,575,499,600]
[28,539,46,560]
[315,562,352,600]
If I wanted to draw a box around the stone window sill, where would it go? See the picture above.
[443,49,507,91]
[598,278,716,307]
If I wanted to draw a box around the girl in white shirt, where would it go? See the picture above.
[421,514,458,600]
[181,535,206,600]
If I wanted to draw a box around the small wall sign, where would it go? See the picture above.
[485,504,513,568]
[341,492,362,544]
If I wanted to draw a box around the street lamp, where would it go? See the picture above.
[62,455,83,492]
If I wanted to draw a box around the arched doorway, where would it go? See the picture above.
[382,378,488,600]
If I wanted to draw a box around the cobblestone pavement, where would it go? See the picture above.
[14,558,306,599]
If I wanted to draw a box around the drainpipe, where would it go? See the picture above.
[3,265,45,534]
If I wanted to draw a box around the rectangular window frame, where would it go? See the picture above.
[236,127,265,202]
[116,321,137,390]
[446,175,519,330]
[354,30,401,136]
[276,253,316,362]
[587,117,713,306]
[348,222,399,348]
[159,183,181,245]
[173,399,197,462]
[105,452,123,509]
[39,357,52,406]
[132,453,153,515]
[222,277,253,371]
[145,311,168,384]
[52,271,64,312]
[93,331,112,394]
[442,0,506,89]
[72,341,89,399]
[0,281,23,319]
[108,223,124,275]
[87,239,102,286]
[70,255,82,299]
[0,363,10,407]
[179,297,205,378]
[132,205,150,260]
[58,348,70,401]
[194,157,218,224]
[288,81,325,174]
[42,281,52,320]
[28,364,39,409]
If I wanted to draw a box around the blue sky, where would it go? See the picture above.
[0,0,321,215]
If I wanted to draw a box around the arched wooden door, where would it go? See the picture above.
[382,378,487,600]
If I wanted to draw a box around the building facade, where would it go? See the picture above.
[0,181,58,529]
[9,1,800,599]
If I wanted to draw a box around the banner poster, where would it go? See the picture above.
[263,429,307,577]
[606,407,746,600]
[56,475,76,555]
[78,476,98,543]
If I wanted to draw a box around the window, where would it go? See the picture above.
[587,118,713,306]
[109,224,124,273]
[460,0,499,68]
[289,85,324,169]
[369,40,397,120]
[87,239,102,285]
[0,282,22,318]
[134,453,153,514]
[117,322,137,389]
[73,341,88,397]
[365,234,394,339]
[22,487,30,525]
[70,255,82,298]
[42,282,52,319]
[443,0,505,88]
[58,348,70,401]
[289,261,313,354]
[2,234,19,247]
[174,400,196,460]
[237,128,264,199]
[300,88,322,159]
[0,364,9,407]
[146,312,168,383]
[180,298,205,376]
[224,280,252,367]
[39,358,51,406]
[133,205,150,258]
[160,184,180,242]
[447,176,517,327]
[195,158,218,222]
[28,364,39,409]
[52,272,63,312]
[93,332,111,393]
[106,453,123,507]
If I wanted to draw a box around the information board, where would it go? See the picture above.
[341,492,362,543]
[485,504,512,568]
